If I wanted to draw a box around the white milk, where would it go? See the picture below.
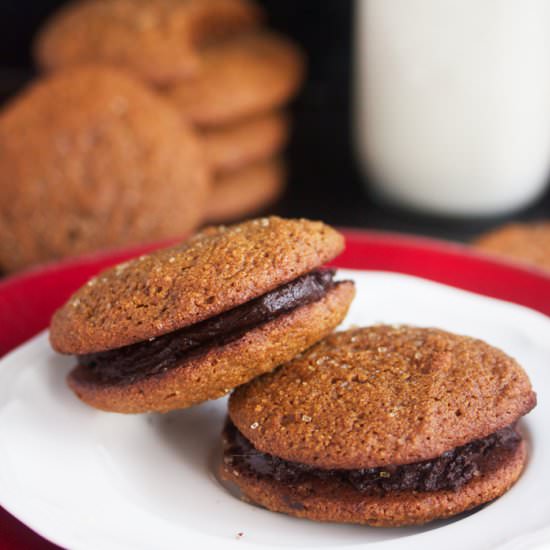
[355,0,550,217]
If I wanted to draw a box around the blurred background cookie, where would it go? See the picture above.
[18,0,305,257]
[165,30,303,221]
[206,158,285,222]
[165,31,304,127]
[474,222,550,272]
[0,0,308,272]
[34,0,262,85]
[0,65,209,272]
[202,110,289,175]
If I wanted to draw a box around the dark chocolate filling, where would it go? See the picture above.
[76,269,338,386]
[223,421,521,494]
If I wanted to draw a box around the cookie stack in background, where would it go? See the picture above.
[0,0,304,274]
[35,0,305,223]
[164,31,303,222]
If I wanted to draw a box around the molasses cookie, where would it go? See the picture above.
[166,31,304,126]
[223,325,536,526]
[203,111,289,175]
[206,158,285,223]
[34,0,262,85]
[0,65,208,273]
[474,222,550,272]
[50,217,355,413]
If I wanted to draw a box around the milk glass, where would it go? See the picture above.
[355,0,550,217]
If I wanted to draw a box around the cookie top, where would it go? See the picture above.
[0,65,208,273]
[474,222,550,272]
[165,31,304,126]
[229,325,536,470]
[50,216,344,354]
[34,0,262,85]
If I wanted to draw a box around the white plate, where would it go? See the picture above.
[0,270,549,550]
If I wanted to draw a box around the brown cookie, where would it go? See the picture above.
[220,434,527,527]
[0,65,209,273]
[474,222,550,272]
[165,31,305,127]
[203,111,289,175]
[230,326,535,469]
[223,325,535,526]
[206,158,285,223]
[34,0,262,85]
[50,217,355,413]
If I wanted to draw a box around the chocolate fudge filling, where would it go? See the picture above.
[76,269,339,385]
[223,420,522,494]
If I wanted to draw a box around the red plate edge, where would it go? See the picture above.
[0,229,549,550]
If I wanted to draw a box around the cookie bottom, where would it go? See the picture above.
[67,281,355,413]
[219,438,527,527]
[205,158,285,223]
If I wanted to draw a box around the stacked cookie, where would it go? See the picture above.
[50,216,537,527]
[165,31,303,222]
[35,0,305,223]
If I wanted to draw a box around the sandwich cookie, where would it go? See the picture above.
[474,221,550,273]
[166,31,304,127]
[0,65,208,272]
[206,158,285,223]
[34,0,262,85]
[50,217,355,413]
[222,325,536,526]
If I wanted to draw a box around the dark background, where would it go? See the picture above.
[1,0,549,242]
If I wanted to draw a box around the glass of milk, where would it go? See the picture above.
[355,0,550,217]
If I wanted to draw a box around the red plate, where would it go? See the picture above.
[0,230,549,550]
